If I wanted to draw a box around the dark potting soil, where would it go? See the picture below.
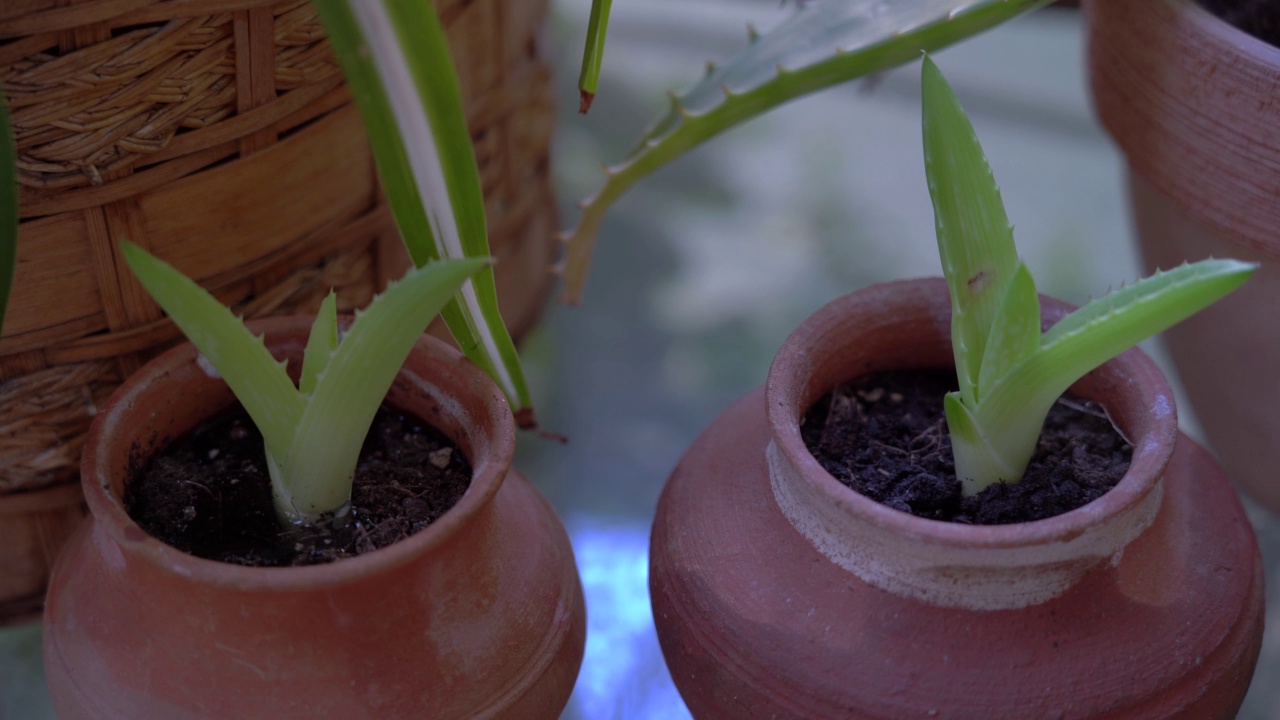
[125,407,472,566]
[801,370,1132,525]
[1197,0,1280,46]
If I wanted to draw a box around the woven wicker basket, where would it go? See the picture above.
[0,0,558,625]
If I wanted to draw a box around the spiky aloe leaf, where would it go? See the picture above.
[311,0,535,426]
[0,90,16,336]
[300,292,338,395]
[276,257,488,522]
[969,259,1258,484]
[121,241,305,465]
[579,0,614,113]
[124,240,485,524]
[560,0,1054,303]
[922,54,1022,406]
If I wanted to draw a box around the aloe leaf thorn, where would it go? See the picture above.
[561,0,1054,304]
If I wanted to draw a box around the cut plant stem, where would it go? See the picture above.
[578,0,613,113]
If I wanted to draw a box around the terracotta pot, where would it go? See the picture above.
[43,316,585,719]
[1085,0,1280,512]
[650,278,1263,719]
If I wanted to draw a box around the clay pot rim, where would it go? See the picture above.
[78,314,516,591]
[766,277,1177,550]
[1086,0,1280,257]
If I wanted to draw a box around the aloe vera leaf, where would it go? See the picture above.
[983,259,1258,431]
[944,390,1017,493]
[922,54,1021,406]
[300,292,339,395]
[956,258,1256,491]
[974,261,1039,401]
[120,241,304,464]
[311,0,535,424]
[0,90,16,337]
[578,0,614,113]
[277,258,486,522]
[560,0,1054,303]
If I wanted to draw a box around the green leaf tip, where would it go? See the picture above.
[920,59,1257,495]
[578,0,614,114]
[301,292,338,396]
[922,52,1019,408]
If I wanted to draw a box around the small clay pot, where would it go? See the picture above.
[650,279,1263,719]
[44,316,585,720]
[1085,0,1280,512]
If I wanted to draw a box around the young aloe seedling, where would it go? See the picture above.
[921,57,1256,496]
[123,242,484,526]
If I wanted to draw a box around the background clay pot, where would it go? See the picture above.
[650,279,1263,719]
[43,316,585,720]
[1084,0,1280,512]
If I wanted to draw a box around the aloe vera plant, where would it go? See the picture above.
[124,242,484,526]
[115,0,526,527]
[561,0,1054,303]
[310,0,536,427]
[921,57,1256,495]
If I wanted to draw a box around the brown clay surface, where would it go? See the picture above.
[652,389,1264,719]
[126,407,471,566]
[45,319,587,720]
[1197,0,1280,45]
[802,369,1130,524]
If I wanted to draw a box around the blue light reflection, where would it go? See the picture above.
[566,518,692,720]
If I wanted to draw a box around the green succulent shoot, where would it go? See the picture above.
[921,56,1256,496]
[123,243,485,526]
[117,0,526,527]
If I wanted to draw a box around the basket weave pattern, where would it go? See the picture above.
[0,0,558,495]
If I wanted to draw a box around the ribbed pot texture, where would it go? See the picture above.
[650,278,1263,719]
[1085,0,1280,513]
[43,316,585,720]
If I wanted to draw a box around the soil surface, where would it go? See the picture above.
[801,370,1132,525]
[125,407,472,566]
[1197,0,1280,46]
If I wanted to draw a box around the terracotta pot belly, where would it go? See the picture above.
[650,280,1263,719]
